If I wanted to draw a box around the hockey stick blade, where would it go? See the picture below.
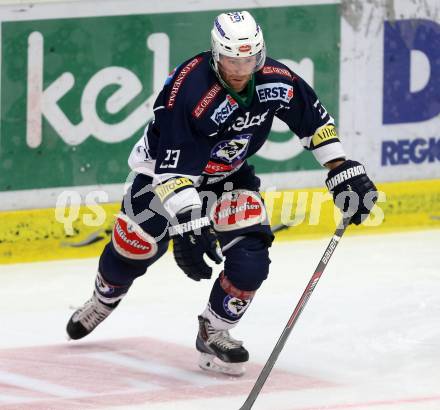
[239,217,351,410]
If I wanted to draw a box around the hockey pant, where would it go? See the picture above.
[95,164,274,328]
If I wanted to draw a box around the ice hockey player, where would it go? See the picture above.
[66,11,377,376]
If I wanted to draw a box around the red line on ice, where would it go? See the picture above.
[0,337,334,410]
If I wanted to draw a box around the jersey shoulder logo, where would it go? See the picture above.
[211,134,251,163]
[261,65,294,79]
[256,82,294,104]
[211,94,239,125]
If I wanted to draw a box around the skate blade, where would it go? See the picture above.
[198,353,245,377]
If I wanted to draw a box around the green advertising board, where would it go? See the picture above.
[0,5,339,192]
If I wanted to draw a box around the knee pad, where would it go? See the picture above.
[223,234,271,292]
[99,213,168,284]
[112,213,159,260]
[210,189,274,242]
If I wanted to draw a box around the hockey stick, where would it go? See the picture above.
[221,222,294,253]
[239,217,351,410]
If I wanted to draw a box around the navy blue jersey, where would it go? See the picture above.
[128,51,345,215]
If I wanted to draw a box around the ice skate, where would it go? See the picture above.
[196,315,249,376]
[66,292,119,340]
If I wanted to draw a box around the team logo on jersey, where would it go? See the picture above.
[211,134,251,163]
[211,94,239,125]
[256,82,294,104]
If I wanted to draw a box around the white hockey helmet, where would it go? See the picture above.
[211,11,266,74]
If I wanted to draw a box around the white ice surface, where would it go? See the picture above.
[0,230,439,410]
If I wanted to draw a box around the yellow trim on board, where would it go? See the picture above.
[265,178,440,242]
[0,179,439,264]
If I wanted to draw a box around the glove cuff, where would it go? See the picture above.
[326,159,366,192]
[169,210,210,237]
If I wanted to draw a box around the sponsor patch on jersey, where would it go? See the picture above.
[192,83,222,118]
[154,177,193,202]
[167,57,202,109]
[262,65,294,79]
[223,295,252,318]
[312,124,338,147]
[211,94,239,125]
[210,189,266,232]
[112,214,158,260]
[203,160,235,175]
[228,110,269,132]
[256,82,294,104]
[211,134,251,164]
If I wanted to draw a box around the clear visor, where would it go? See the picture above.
[217,49,265,76]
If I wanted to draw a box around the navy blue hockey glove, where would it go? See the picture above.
[326,160,378,225]
[170,211,222,281]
